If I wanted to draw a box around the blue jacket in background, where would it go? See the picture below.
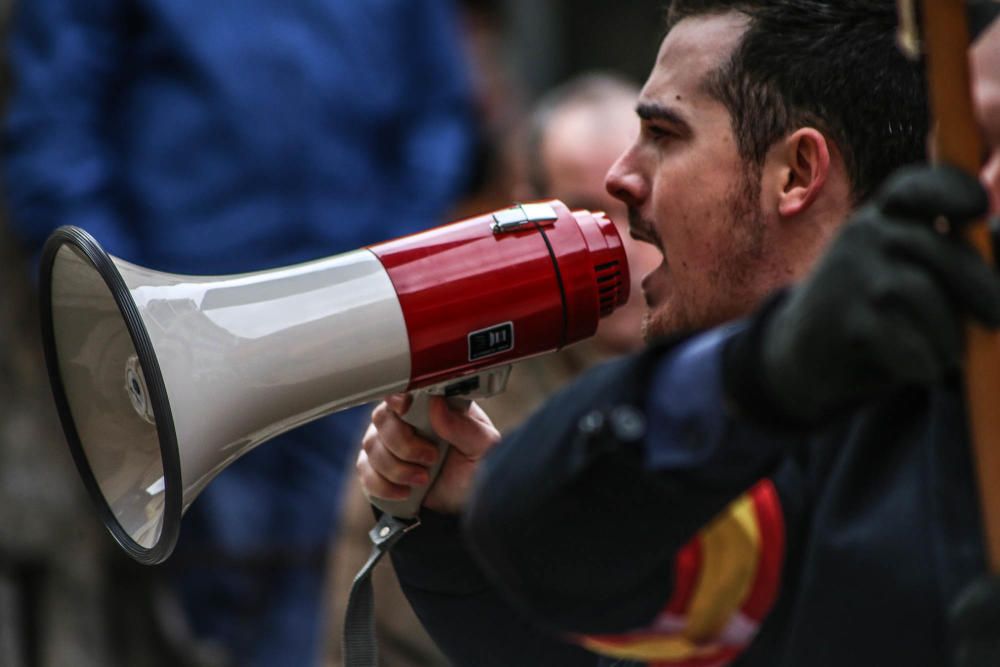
[3,0,478,665]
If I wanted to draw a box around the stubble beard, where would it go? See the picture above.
[641,170,765,342]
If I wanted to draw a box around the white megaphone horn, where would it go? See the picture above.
[39,201,630,564]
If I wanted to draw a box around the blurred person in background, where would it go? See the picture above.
[0,4,224,666]
[0,4,169,667]
[1,1,477,666]
[326,70,658,666]
[480,72,661,431]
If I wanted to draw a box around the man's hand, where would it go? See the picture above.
[727,165,1000,426]
[358,394,501,514]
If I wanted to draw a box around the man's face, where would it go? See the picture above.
[605,13,772,340]
[973,19,1000,215]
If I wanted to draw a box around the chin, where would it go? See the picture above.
[641,309,669,343]
[641,299,709,342]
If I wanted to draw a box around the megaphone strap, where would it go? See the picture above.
[343,512,421,667]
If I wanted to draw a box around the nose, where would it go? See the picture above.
[605,144,648,208]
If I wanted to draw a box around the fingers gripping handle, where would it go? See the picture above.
[368,365,511,519]
[371,393,470,519]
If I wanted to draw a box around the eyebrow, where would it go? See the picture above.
[636,102,693,135]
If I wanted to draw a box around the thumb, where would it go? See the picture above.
[385,392,413,417]
[428,397,500,460]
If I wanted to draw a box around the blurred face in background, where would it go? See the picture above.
[537,96,662,353]
[973,18,1000,214]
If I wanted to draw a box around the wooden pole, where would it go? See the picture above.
[921,0,1000,571]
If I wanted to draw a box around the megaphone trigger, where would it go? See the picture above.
[371,365,512,518]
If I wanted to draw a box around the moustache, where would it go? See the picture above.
[627,206,644,230]
[628,207,662,249]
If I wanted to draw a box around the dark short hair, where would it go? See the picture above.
[665,0,928,204]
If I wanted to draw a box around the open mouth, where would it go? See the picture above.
[641,258,668,307]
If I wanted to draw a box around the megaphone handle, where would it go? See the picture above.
[372,391,471,519]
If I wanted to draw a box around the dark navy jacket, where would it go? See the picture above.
[391,326,985,666]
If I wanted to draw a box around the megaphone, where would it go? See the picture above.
[39,201,630,564]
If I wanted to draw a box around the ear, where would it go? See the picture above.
[775,128,831,218]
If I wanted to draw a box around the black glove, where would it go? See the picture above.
[725,165,1000,427]
[952,576,1000,667]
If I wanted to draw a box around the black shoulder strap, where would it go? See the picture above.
[342,513,420,667]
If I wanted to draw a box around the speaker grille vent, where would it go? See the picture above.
[594,260,623,317]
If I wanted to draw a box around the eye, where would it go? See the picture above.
[644,123,675,143]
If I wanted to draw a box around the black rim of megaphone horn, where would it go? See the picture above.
[39,226,182,565]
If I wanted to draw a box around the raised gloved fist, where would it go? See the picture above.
[726,165,1000,426]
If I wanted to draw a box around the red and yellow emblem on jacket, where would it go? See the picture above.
[577,479,784,667]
